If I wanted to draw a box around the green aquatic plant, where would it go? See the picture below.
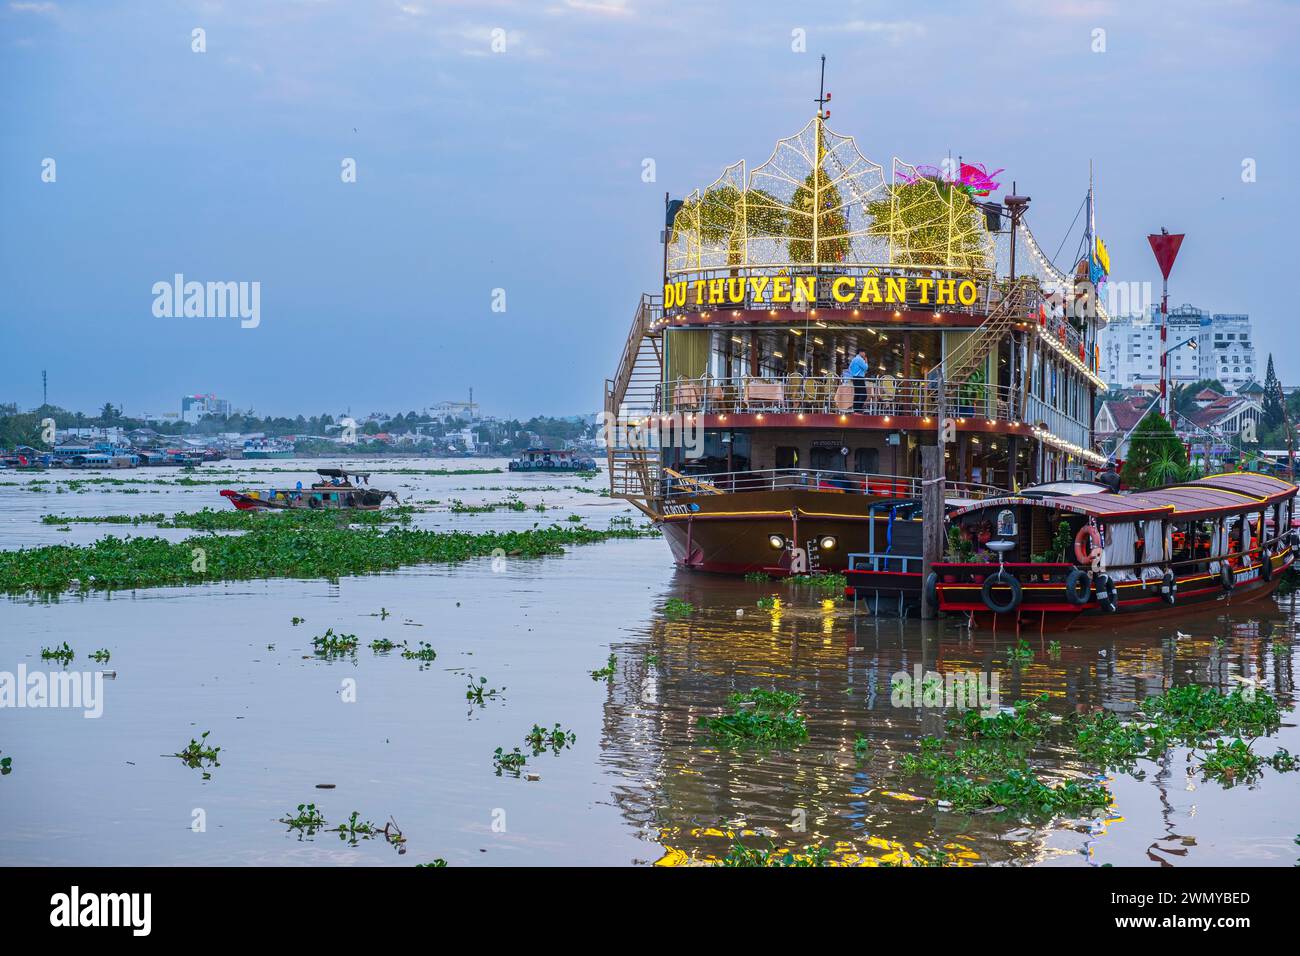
[1141,685,1281,744]
[699,688,808,745]
[40,642,74,665]
[525,723,576,755]
[1197,738,1264,786]
[280,803,326,835]
[332,811,380,845]
[291,616,305,625]
[946,694,1053,742]
[416,859,449,867]
[589,654,617,681]
[744,571,770,583]
[493,747,527,775]
[786,572,847,593]
[899,736,1029,778]
[0,523,656,593]
[312,628,359,656]
[1048,640,1062,660]
[88,649,111,663]
[755,595,778,610]
[465,675,505,705]
[1072,711,1153,768]
[172,730,221,771]
[1,753,11,775]
[663,598,694,618]
[1268,748,1300,772]
[853,734,870,758]
[1007,638,1034,665]
[718,841,832,867]
[935,769,1111,816]
[368,638,399,652]
[400,641,437,662]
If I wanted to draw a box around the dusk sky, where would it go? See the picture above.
[2,0,1297,419]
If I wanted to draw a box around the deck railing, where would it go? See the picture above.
[661,374,1021,422]
[660,467,1003,501]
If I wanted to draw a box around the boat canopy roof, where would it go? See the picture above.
[317,468,369,478]
[949,473,1297,523]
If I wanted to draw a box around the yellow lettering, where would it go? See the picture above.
[748,276,770,302]
[858,277,882,304]
[693,280,705,305]
[936,279,956,305]
[708,278,725,304]
[957,280,978,306]
[914,278,934,304]
[663,283,675,308]
[794,276,816,303]
[772,276,791,303]
[832,277,855,303]
[885,277,906,303]
[727,278,746,304]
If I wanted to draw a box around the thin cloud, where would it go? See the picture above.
[838,19,925,44]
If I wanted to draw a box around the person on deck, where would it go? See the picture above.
[849,346,869,414]
[1098,462,1121,492]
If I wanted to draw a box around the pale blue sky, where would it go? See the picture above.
[2,0,1296,418]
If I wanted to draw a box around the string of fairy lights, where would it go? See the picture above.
[655,116,1110,469]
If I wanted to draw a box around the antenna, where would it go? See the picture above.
[814,55,831,117]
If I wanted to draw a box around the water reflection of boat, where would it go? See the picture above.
[605,70,1108,576]
[219,468,397,511]
[910,472,1298,627]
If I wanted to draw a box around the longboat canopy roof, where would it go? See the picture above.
[949,473,1297,523]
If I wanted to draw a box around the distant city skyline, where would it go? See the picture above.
[3,0,1297,414]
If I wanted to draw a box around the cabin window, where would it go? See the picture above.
[854,448,879,473]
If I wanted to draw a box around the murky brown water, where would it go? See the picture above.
[2,459,1297,866]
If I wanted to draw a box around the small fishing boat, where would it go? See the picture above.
[219,468,398,511]
[508,448,597,472]
[917,472,1297,627]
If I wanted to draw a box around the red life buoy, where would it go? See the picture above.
[1074,524,1102,564]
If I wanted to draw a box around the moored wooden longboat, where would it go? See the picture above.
[219,468,398,512]
[930,472,1298,628]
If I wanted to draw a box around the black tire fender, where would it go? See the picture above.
[1220,562,1235,591]
[924,571,939,610]
[1063,567,1091,606]
[981,570,1022,614]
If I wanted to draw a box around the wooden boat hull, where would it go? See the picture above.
[937,547,1294,630]
[659,488,915,575]
[219,488,394,511]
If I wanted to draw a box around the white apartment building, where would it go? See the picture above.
[1100,304,1257,393]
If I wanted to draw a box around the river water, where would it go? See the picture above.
[1,458,1297,866]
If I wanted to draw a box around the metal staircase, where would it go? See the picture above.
[604,293,663,517]
[938,276,1038,386]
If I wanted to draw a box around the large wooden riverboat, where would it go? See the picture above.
[605,72,1109,574]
